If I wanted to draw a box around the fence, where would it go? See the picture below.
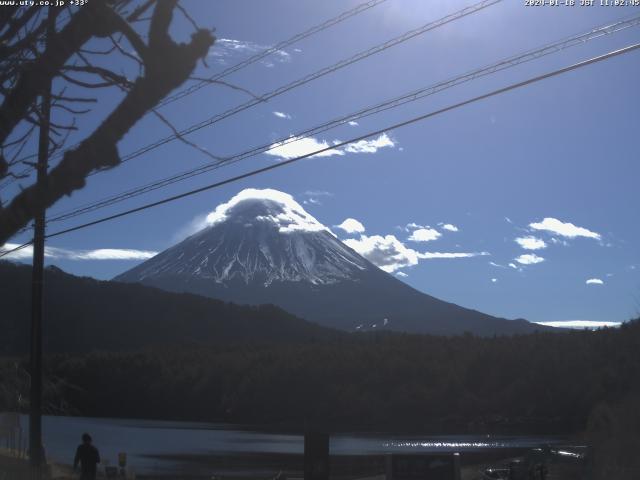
[0,412,27,459]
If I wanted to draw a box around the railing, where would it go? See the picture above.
[0,412,27,459]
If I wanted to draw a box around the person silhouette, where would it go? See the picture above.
[73,433,100,480]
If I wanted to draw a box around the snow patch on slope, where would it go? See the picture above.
[116,189,370,287]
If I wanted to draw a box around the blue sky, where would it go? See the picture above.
[2,0,640,324]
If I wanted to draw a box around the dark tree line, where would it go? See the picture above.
[1,319,637,436]
[0,261,341,355]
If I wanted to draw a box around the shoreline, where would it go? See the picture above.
[133,448,530,479]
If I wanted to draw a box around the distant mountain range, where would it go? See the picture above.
[116,189,547,336]
[0,261,339,355]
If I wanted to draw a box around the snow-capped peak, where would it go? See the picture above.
[205,188,329,234]
[116,189,370,287]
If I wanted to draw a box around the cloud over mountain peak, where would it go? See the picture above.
[204,188,329,234]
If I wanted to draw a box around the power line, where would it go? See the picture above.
[100,0,503,170]
[4,0,501,194]
[0,0,388,191]
[159,0,389,107]
[0,240,32,258]
[2,41,638,259]
[2,0,501,230]
[44,13,640,225]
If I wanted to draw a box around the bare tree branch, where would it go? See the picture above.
[0,2,215,243]
[51,103,91,115]
[59,71,125,90]
[62,65,133,89]
[176,3,200,31]
[79,45,117,56]
[107,14,149,64]
[151,107,224,162]
[108,33,143,67]
[0,1,115,147]
[51,93,98,104]
[189,77,265,102]
[126,0,157,22]
[0,7,38,43]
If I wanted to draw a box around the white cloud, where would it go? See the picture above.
[66,249,157,260]
[266,136,344,160]
[344,234,488,273]
[0,244,33,260]
[1,243,157,261]
[549,237,569,246]
[273,111,291,119]
[529,217,601,240]
[348,121,359,126]
[515,236,547,250]
[172,212,210,242]
[210,38,291,67]
[586,278,604,285]
[491,278,498,283]
[303,190,333,197]
[535,320,621,329]
[0,243,34,260]
[396,271,408,278]
[344,234,419,273]
[515,253,545,265]
[419,251,488,259]
[408,228,441,242]
[265,133,395,161]
[336,218,365,234]
[301,190,332,207]
[205,188,328,234]
[405,222,425,230]
[490,261,519,270]
[343,133,394,154]
[441,223,459,232]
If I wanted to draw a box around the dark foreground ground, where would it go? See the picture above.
[2,447,591,480]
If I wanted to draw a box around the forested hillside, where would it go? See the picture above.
[2,319,637,434]
[0,261,340,355]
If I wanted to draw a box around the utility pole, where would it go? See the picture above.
[29,6,54,477]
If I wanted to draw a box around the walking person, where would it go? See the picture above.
[73,433,100,480]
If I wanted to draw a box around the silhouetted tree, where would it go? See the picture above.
[0,0,215,244]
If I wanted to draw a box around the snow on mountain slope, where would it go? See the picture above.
[115,189,549,336]
[116,189,370,287]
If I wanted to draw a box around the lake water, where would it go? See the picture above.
[8,415,561,476]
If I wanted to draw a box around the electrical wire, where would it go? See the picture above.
[2,41,638,259]
[159,0,389,107]
[0,0,388,191]
[44,13,640,225]
[2,0,501,197]
[110,0,502,169]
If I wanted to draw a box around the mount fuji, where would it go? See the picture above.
[115,189,545,336]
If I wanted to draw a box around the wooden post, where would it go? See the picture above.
[304,431,329,480]
[29,6,54,478]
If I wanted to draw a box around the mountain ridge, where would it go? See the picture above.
[0,260,341,355]
[116,189,549,336]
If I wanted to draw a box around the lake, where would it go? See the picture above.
[7,414,562,476]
